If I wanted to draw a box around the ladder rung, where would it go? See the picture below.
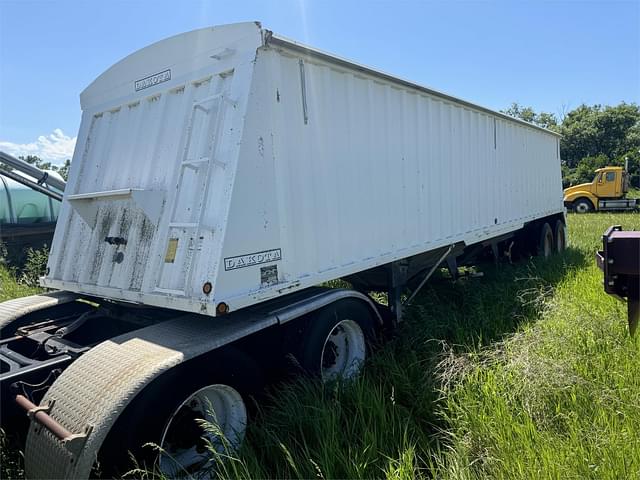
[181,157,209,168]
[193,93,223,107]
[169,222,198,228]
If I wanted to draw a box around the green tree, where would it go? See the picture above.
[18,155,71,181]
[504,102,640,188]
[501,102,559,130]
[616,148,640,188]
[20,154,52,171]
[55,159,71,181]
[572,154,610,185]
[559,103,640,167]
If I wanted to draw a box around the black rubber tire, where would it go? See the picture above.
[537,223,554,258]
[97,346,263,478]
[294,299,376,378]
[573,198,594,214]
[554,220,567,253]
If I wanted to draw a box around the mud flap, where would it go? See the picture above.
[24,312,277,479]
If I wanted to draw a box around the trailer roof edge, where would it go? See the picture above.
[265,31,562,139]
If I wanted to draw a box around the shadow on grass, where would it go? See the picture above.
[404,245,588,349]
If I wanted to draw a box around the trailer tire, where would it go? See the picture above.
[537,223,554,258]
[97,346,262,478]
[295,299,375,382]
[554,220,567,253]
[573,198,593,214]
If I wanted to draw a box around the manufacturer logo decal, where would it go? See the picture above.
[261,265,279,287]
[224,248,282,271]
[135,69,171,91]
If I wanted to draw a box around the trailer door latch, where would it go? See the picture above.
[105,236,127,246]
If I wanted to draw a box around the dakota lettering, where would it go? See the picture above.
[135,69,171,92]
[224,249,282,271]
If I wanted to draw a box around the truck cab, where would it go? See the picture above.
[564,166,636,213]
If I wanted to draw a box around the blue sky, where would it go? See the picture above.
[0,0,638,163]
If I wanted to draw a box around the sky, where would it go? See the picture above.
[0,0,638,164]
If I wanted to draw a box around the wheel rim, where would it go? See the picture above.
[158,384,246,475]
[575,202,589,213]
[320,319,366,382]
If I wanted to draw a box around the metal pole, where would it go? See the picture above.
[0,168,63,201]
[404,244,454,306]
[15,395,73,440]
[0,150,66,192]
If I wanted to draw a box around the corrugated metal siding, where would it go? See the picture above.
[266,49,562,282]
[49,74,234,293]
[43,23,564,315]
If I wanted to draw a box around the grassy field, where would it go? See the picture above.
[1,213,639,479]
[0,265,40,303]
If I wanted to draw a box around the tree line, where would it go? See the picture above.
[502,102,640,188]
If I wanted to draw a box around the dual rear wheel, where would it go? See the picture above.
[98,299,376,477]
[98,347,261,477]
[538,219,567,258]
[292,299,375,382]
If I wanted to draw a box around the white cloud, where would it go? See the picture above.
[0,129,76,165]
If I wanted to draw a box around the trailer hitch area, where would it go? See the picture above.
[10,369,62,405]
[15,394,93,458]
[596,225,640,336]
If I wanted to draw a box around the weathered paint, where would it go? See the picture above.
[43,22,564,316]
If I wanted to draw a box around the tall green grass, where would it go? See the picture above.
[1,213,639,479]
[231,213,640,479]
[0,264,40,302]
[431,214,640,479]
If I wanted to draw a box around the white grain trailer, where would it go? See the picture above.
[0,22,565,478]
